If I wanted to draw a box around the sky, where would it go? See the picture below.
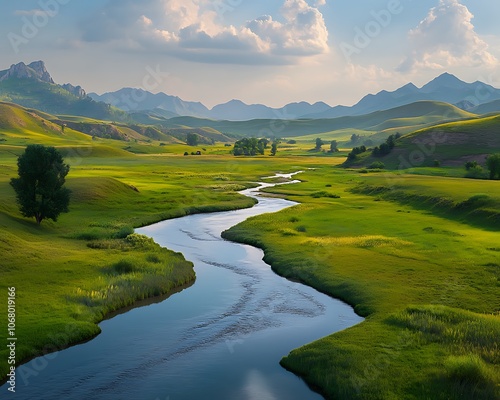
[1,0,500,108]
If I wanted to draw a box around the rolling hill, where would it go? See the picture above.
[346,113,500,169]
[0,101,230,153]
[161,101,476,141]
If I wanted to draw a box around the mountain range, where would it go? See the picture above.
[2,61,500,123]
[90,72,500,121]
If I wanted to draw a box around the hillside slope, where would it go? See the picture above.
[347,114,500,169]
[164,101,476,139]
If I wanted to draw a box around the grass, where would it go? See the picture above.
[222,166,500,399]
[0,138,324,381]
[347,113,500,169]
[1,102,499,397]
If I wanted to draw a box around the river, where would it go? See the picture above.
[4,172,363,400]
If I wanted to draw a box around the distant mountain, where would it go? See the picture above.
[159,101,474,139]
[0,61,54,84]
[92,73,500,122]
[0,61,126,121]
[90,90,331,121]
[471,99,500,115]
[88,89,207,117]
[305,73,500,119]
[209,100,331,121]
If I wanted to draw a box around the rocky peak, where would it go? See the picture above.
[0,61,54,84]
[61,83,87,99]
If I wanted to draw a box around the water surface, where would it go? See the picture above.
[6,174,363,399]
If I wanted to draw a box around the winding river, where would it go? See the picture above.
[5,173,363,400]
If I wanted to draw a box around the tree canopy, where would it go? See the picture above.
[10,145,71,225]
[232,138,269,156]
[486,153,500,179]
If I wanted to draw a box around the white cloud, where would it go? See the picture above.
[398,0,496,72]
[246,0,329,56]
[80,0,329,63]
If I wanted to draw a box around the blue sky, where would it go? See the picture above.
[1,0,499,108]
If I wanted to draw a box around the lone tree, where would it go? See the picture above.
[271,139,280,156]
[330,140,339,153]
[315,138,324,151]
[186,133,199,146]
[10,145,71,225]
[486,153,500,179]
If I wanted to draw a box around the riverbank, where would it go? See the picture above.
[1,153,309,382]
[222,166,500,399]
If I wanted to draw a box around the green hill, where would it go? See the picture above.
[163,101,476,141]
[0,79,127,122]
[346,113,500,169]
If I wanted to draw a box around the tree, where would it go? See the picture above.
[330,140,339,153]
[271,139,280,156]
[257,138,269,155]
[486,153,500,179]
[315,138,324,151]
[10,145,71,225]
[186,133,198,146]
[465,161,478,171]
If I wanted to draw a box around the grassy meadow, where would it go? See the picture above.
[1,101,499,399]
[223,167,500,399]
[0,133,322,381]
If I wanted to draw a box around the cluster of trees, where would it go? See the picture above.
[231,137,280,156]
[464,154,500,180]
[315,138,339,153]
[347,145,367,161]
[372,133,400,157]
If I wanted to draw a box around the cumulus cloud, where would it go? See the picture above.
[80,0,329,64]
[398,0,496,72]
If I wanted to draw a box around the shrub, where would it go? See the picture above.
[146,254,162,264]
[289,217,300,223]
[126,233,156,248]
[465,166,487,180]
[368,161,385,169]
[113,259,137,274]
[311,191,341,199]
[296,225,307,233]
[114,226,134,239]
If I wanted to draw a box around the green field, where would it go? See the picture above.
[223,168,500,399]
[1,102,499,399]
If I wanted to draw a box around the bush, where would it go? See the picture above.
[289,217,300,223]
[311,191,341,199]
[146,254,162,264]
[368,161,385,169]
[114,226,134,239]
[126,233,156,248]
[465,166,487,179]
[113,259,137,274]
[296,225,307,233]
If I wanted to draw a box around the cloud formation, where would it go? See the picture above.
[80,0,329,63]
[398,0,496,72]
